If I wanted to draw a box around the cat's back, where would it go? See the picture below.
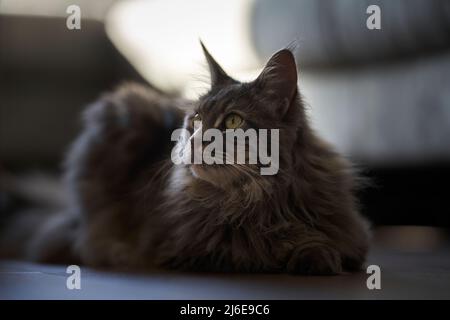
[65,83,184,207]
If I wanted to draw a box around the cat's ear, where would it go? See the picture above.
[200,41,234,88]
[255,49,298,115]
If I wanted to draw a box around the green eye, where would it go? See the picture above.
[224,113,243,129]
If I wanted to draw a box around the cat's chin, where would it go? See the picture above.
[189,164,237,189]
[188,164,271,204]
[190,164,220,181]
[189,164,204,179]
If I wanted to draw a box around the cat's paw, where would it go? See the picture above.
[287,245,342,275]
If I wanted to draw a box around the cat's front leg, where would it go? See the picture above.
[286,243,343,275]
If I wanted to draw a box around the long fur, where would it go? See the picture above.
[0,49,370,275]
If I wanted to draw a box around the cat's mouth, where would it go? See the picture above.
[189,163,259,188]
[189,164,231,188]
[188,163,271,201]
[189,163,220,179]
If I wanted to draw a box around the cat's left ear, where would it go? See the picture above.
[200,41,235,88]
[255,49,298,116]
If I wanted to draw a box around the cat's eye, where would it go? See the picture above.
[224,113,243,129]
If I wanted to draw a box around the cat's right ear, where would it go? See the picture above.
[200,41,235,88]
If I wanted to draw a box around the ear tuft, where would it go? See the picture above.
[200,40,234,88]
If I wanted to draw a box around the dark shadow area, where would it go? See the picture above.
[0,15,146,170]
[359,164,450,227]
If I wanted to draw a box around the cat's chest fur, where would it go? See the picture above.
[151,166,294,272]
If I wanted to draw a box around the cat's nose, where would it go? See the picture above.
[188,123,204,163]
[190,123,203,141]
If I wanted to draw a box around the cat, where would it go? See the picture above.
[0,43,370,275]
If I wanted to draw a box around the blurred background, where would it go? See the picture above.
[1,0,450,227]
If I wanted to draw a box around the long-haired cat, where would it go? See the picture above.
[0,43,370,275]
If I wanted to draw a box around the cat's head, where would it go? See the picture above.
[176,42,304,196]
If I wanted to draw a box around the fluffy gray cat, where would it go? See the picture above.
[0,44,370,275]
